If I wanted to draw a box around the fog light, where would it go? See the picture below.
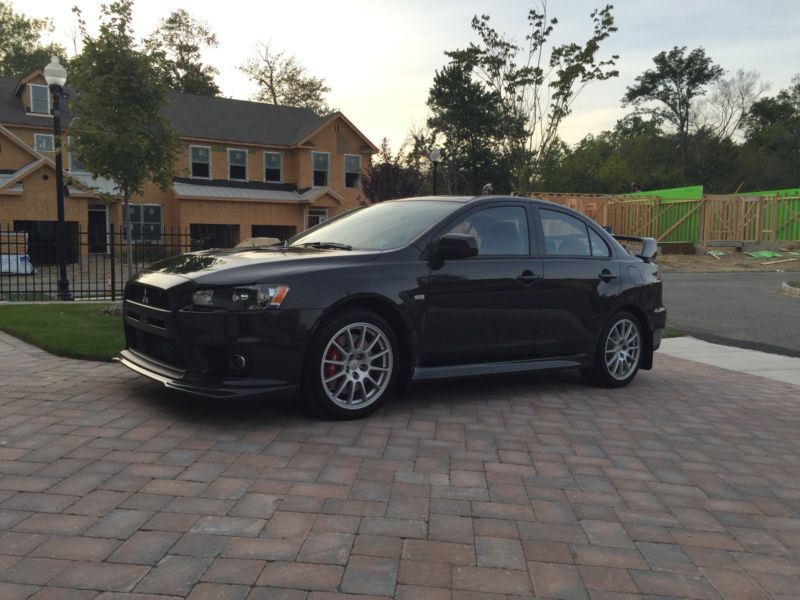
[229,353,247,371]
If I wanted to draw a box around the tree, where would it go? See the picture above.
[145,9,220,96]
[0,1,66,78]
[623,46,724,181]
[685,130,739,192]
[739,75,800,189]
[69,0,181,270]
[361,139,423,202]
[240,42,332,114]
[694,70,768,141]
[426,61,510,195]
[446,2,619,194]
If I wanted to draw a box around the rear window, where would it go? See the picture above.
[540,209,591,257]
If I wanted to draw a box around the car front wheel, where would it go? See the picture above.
[581,311,643,387]
[304,309,398,419]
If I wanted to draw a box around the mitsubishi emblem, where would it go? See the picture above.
[141,288,150,305]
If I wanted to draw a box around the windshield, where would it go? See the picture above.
[289,200,462,251]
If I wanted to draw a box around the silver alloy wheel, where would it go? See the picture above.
[320,322,393,410]
[604,318,641,381]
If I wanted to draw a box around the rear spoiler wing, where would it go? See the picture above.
[613,235,658,262]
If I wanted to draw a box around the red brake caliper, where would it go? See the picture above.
[324,347,340,381]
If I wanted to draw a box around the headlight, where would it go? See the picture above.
[191,284,290,311]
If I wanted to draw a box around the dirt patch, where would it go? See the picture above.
[659,250,800,273]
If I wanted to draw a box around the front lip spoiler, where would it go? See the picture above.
[116,349,298,399]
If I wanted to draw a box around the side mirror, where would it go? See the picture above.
[436,233,478,260]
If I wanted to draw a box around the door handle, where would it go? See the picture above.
[598,269,617,282]
[517,270,542,285]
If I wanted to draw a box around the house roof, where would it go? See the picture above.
[162,92,333,147]
[0,158,49,189]
[0,77,375,151]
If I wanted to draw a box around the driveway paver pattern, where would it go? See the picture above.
[0,330,799,599]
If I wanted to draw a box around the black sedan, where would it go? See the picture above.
[119,196,666,419]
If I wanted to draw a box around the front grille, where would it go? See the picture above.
[126,283,171,310]
[127,327,183,368]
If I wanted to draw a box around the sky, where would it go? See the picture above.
[21,0,800,152]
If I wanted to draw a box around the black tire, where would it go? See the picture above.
[303,309,399,419]
[581,310,643,388]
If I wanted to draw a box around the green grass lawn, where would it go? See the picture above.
[0,303,124,361]
[664,326,684,338]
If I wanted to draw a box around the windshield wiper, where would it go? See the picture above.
[297,241,353,250]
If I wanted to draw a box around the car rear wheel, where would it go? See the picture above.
[304,309,398,419]
[581,311,643,387]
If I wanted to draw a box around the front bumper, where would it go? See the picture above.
[120,283,321,399]
[117,348,299,399]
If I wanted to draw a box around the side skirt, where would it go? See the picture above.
[413,358,582,382]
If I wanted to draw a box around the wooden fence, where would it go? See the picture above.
[535,193,800,245]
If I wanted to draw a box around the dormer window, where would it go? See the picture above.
[190,145,211,178]
[227,148,247,181]
[29,84,50,115]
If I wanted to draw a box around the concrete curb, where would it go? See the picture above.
[659,336,800,386]
[782,281,800,297]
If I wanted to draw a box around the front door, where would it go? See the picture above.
[88,204,108,253]
[421,204,543,365]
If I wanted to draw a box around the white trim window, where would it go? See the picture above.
[312,151,330,187]
[227,148,248,181]
[68,138,86,172]
[126,204,163,242]
[264,151,282,183]
[307,208,329,229]
[344,154,361,188]
[28,84,50,115]
[34,133,54,152]
[190,145,211,178]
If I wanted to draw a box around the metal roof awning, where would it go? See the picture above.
[172,182,344,204]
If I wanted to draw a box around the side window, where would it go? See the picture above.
[540,209,591,257]
[264,151,282,182]
[68,138,86,172]
[589,228,611,257]
[190,146,211,178]
[34,134,54,152]
[446,206,529,256]
[344,154,361,188]
[228,149,247,181]
[312,152,329,187]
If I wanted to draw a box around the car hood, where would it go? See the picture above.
[141,246,378,286]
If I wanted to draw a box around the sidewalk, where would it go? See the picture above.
[660,335,800,386]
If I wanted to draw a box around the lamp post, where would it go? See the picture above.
[43,56,72,301]
[429,147,441,196]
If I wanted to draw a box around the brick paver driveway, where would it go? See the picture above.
[1,331,799,599]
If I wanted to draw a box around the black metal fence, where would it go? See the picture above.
[0,224,193,302]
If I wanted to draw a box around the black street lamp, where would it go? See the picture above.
[43,56,72,301]
[429,147,441,196]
